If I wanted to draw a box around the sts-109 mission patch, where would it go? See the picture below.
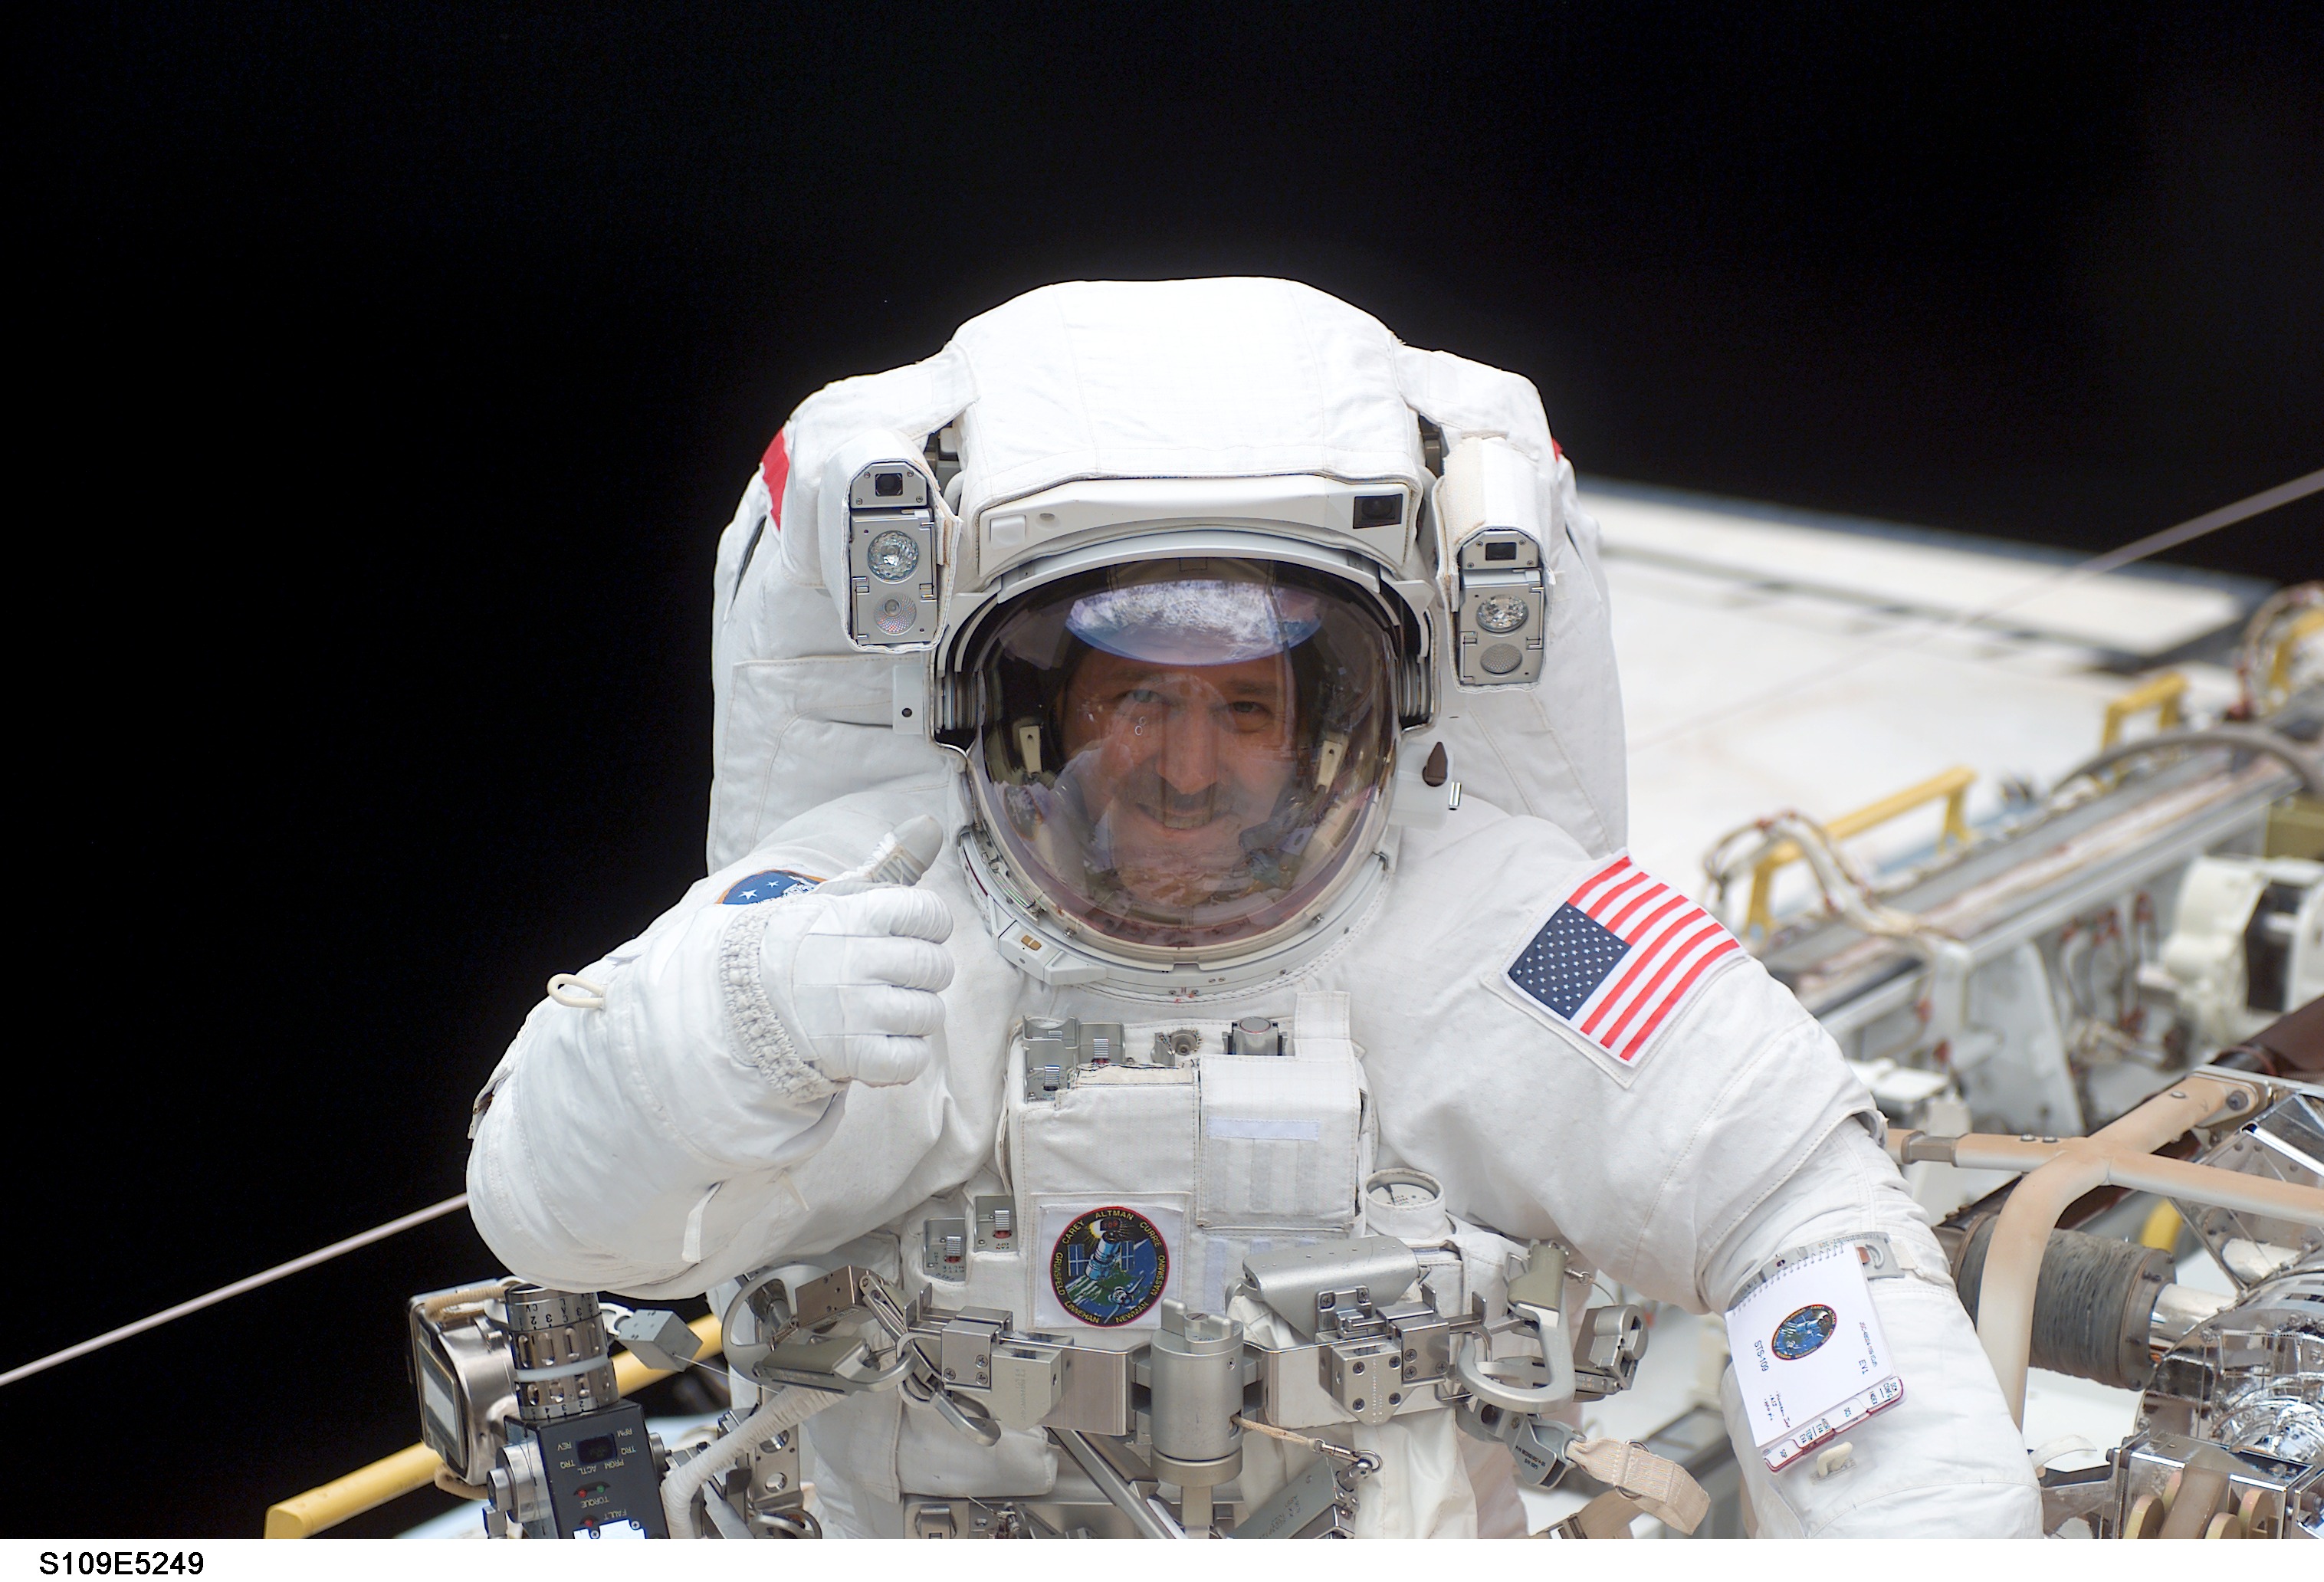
[1047,1206,1170,1328]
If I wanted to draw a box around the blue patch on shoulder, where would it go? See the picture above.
[719,870,820,904]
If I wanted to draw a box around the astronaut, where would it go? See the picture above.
[466,278,2040,1538]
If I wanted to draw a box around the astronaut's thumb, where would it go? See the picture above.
[835,815,946,888]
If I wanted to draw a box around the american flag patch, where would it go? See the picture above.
[1507,855,1742,1065]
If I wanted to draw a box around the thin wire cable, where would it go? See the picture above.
[8,478,2313,1393]
[0,1192,470,1389]
[1630,467,2324,755]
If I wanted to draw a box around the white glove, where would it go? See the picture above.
[755,885,955,1088]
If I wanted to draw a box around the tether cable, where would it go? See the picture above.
[1630,467,2324,755]
[0,1193,470,1389]
[9,474,2319,1390]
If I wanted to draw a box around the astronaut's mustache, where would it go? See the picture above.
[1121,765,1236,829]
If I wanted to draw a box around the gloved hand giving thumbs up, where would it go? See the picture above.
[752,816,955,1088]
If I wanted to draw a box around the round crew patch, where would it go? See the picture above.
[1049,1206,1169,1327]
[1772,1302,1838,1360]
[719,870,820,904]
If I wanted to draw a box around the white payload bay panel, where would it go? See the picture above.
[1594,483,2260,902]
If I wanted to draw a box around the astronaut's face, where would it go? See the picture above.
[1061,647,1299,908]
[967,562,1397,955]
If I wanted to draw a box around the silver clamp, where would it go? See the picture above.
[723,1263,918,1396]
[1453,1394,1582,1488]
[1453,1322,1573,1411]
[901,1351,1003,1446]
[1452,1239,1577,1412]
[1726,1231,1901,1311]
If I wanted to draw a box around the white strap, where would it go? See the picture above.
[1292,987,1352,1050]
[682,1183,722,1264]
[1567,1438,1710,1534]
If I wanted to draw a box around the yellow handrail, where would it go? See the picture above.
[1746,766,1975,934]
[2099,671,2187,750]
[264,1312,723,1538]
[2268,609,2324,697]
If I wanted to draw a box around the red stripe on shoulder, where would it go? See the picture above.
[1597,917,1722,1045]
[1618,937,1742,1060]
[1568,855,1636,911]
[760,428,791,528]
[1600,880,1672,933]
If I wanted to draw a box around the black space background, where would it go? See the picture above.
[18,1,2322,1539]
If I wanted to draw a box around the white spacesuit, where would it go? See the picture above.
[467,279,2040,1538]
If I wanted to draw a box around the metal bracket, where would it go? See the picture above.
[921,1217,970,1282]
[1728,1232,1902,1311]
[1231,1452,1364,1539]
[608,1308,702,1374]
[1454,1319,1571,1413]
[1021,1017,1130,1100]
[1572,1303,1648,1399]
[902,1303,1068,1439]
[972,1195,1019,1254]
[1382,1301,1453,1385]
[1453,1396,1581,1488]
[725,1264,918,1396]
[1320,1334,1405,1424]
[1242,1236,1420,1341]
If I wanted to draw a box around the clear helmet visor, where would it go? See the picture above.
[967,560,1400,956]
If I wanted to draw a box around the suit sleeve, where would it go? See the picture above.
[464,807,949,1298]
[1702,1123,2043,1537]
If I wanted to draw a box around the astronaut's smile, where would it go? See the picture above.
[1061,648,1299,898]
[1131,774,1225,831]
